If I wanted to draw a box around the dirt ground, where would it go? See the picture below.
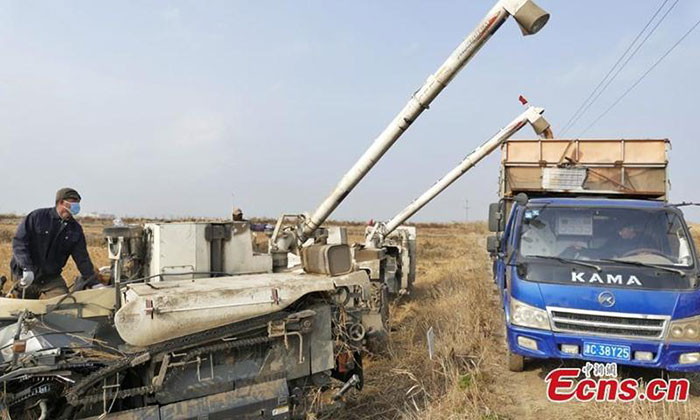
[1,216,699,419]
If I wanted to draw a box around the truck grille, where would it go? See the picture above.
[547,307,669,340]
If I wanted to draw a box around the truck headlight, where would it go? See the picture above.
[509,296,550,330]
[667,315,700,342]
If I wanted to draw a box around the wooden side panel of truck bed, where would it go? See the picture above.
[501,139,668,200]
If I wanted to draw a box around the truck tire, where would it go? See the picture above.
[502,309,525,372]
[507,349,525,372]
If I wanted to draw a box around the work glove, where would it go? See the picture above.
[20,270,35,288]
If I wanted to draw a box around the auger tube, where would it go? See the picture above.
[382,105,551,237]
[299,0,550,242]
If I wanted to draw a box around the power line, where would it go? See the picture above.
[559,0,671,136]
[570,0,679,136]
[560,0,670,135]
[580,16,700,136]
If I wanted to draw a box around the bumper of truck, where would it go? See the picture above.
[507,325,700,372]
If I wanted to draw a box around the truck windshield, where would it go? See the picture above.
[518,206,695,268]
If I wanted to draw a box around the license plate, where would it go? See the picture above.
[583,342,630,360]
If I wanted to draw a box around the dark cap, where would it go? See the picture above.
[619,221,644,230]
[56,187,82,203]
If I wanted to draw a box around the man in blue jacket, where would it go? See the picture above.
[10,187,96,299]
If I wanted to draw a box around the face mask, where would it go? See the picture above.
[64,202,81,216]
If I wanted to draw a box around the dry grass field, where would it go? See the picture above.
[0,216,699,419]
[335,222,700,420]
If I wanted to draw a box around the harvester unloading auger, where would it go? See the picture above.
[0,1,549,419]
[358,100,553,296]
[271,0,550,257]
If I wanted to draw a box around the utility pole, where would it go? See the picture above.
[464,199,469,222]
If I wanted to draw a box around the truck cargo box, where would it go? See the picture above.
[500,138,669,200]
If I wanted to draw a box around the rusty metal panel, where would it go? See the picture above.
[540,141,574,163]
[624,139,667,163]
[577,140,622,163]
[504,140,541,163]
[626,167,668,193]
[501,139,668,199]
[309,305,335,375]
[159,378,290,419]
[504,167,541,192]
[584,167,623,191]
[504,139,668,165]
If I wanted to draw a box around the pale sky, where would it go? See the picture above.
[1,1,699,222]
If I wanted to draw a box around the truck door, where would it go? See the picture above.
[495,206,518,306]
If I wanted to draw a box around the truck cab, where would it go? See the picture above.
[488,138,700,372]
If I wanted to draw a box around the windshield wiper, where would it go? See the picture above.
[596,258,686,277]
[527,255,601,272]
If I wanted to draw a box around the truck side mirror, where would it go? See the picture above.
[486,235,500,255]
[488,202,504,232]
[514,193,529,206]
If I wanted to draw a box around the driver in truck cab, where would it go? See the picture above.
[605,221,657,258]
[10,187,97,299]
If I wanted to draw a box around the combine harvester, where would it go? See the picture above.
[0,0,549,418]
[358,98,552,296]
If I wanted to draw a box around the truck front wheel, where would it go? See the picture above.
[507,349,525,372]
[502,310,525,372]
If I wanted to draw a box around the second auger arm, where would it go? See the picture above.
[369,102,552,247]
[361,101,552,296]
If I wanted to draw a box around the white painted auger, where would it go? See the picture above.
[368,102,552,247]
[296,0,550,245]
[359,101,552,297]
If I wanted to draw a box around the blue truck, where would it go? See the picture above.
[487,138,700,372]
